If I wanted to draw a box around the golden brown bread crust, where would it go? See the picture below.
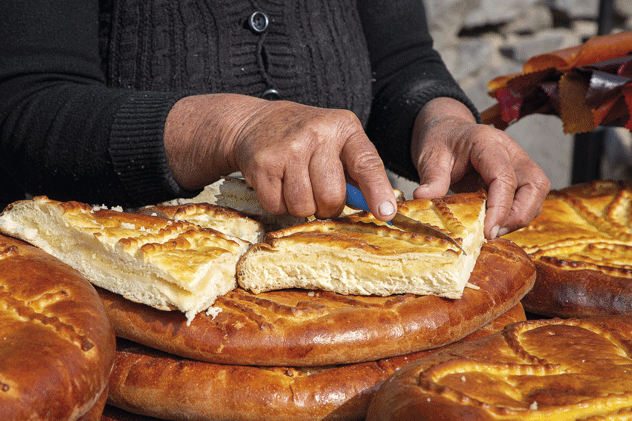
[0,196,250,322]
[0,234,116,421]
[98,238,535,366]
[366,316,632,421]
[79,385,109,421]
[138,202,265,244]
[504,180,632,317]
[106,304,526,421]
[236,191,487,298]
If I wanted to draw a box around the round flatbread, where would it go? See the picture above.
[0,234,116,421]
[106,304,526,421]
[367,315,632,421]
[504,180,632,317]
[98,238,534,366]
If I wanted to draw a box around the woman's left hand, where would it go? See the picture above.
[411,97,551,240]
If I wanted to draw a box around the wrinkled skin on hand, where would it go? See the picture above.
[411,97,551,239]
[164,93,397,221]
[164,94,550,238]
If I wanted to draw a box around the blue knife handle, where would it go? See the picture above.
[346,183,394,226]
[345,183,370,212]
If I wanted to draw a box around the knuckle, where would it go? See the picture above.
[318,188,346,210]
[349,151,385,175]
[494,171,519,191]
[288,202,317,218]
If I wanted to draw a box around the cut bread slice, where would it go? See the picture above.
[160,175,306,231]
[237,191,487,298]
[139,202,265,244]
[0,197,251,323]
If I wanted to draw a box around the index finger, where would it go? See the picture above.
[498,159,550,234]
[468,146,518,239]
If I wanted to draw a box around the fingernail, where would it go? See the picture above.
[497,227,509,237]
[490,225,500,239]
[379,201,395,217]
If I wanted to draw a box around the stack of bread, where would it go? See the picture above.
[0,178,538,420]
[367,180,632,421]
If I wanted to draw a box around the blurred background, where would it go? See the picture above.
[389,0,632,198]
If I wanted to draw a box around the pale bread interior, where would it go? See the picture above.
[0,197,250,323]
[139,203,266,244]
[237,196,486,298]
[160,175,305,231]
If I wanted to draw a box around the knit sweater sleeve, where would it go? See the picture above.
[358,0,482,182]
[0,0,194,207]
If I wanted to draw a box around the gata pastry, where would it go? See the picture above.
[0,196,251,323]
[139,202,265,244]
[105,304,526,421]
[237,190,487,298]
[0,234,115,421]
[367,315,632,421]
[96,237,533,367]
[504,180,632,317]
[159,175,306,231]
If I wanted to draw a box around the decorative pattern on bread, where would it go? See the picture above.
[0,196,251,323]
[0,234,115,421]
[139,202,265,244]
[367,316,632,421]
[237,190,487,298]
[504,180,632,317]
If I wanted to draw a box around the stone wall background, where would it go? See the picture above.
[390,0,632,197]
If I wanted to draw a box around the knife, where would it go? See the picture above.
[345,184,467,255]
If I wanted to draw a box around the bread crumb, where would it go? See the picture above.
[530,401,538,410]
[206,306,223,319]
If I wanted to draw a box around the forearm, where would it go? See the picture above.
[163,94,262,192]
[0,0,194,207]
[0,73,193,206]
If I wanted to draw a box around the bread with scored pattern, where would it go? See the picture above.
[105,304,526,421]
[0,196,252,323]
[504,180,632,317]
[237,191,487,298]
[97,236,534,367]
[367,315,632,421]
[0,234,115,421]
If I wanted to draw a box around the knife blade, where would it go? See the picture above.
[345,184,467,255]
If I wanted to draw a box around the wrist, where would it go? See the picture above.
[411,97,478,163]
[163,94,261,191]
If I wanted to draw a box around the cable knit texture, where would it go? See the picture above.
[0,0,478,208]
[100,0,373,123]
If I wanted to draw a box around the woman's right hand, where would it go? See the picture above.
[163,93,398,221]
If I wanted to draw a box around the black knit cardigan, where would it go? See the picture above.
[0,0,479,208]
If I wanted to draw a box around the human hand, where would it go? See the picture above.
[411,97,551,239]
[164,94,397,220]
